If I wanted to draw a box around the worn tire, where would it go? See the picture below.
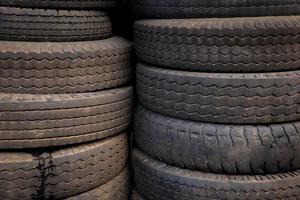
[0,37,132,94]
[66,167,129,200]
[135,17,300,72]
[0,0,117,9]
[130,0,300,18]
[134,105,300,175]
[133,149,300,200]
[131,190,144,200]
[0,133,128,200]
[0,86,133,149]
[0,7,112,42]
[137,63,300,124]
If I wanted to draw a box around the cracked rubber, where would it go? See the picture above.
[134,104,300,175]
[137,63,300,124]
[135,16,300,72]
[133,149,300,200]
[0,86,133,149]
[0,7,112,42]
[0,0,117,9]
[131,190,144,200]
[66,166,129,200]
[0,37,132,94]
[0,133,128,200]
[130,0,300,18]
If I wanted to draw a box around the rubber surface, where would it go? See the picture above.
[0,37,132,94]
[0,86,133,149]
[0,7,112,42]
[134,105,300,175]
[66,167,129,200]
[0,133,128,200]
[130,0,300,18]
[131,190,144,200]
[0,0,117,9]
[137,63,300,124]
[133,149,300,200]
[135,17,300,72]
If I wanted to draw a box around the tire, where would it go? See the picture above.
[0,37,132,94]
[134,104,300,174]
[0,0,117,9]
[133,149,300,200]
[0,86,133,149]
[0,7,112,42]
[0,133,128,200]
[137,63,300,124]
[135,17,300,72]
[131,190,144,200]
[130,0,300,18]
[66,166,129,200]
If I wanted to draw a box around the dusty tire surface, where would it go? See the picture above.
[130,0,300,18]
[131,190,144,200]
[66,166,129,200]
[133,149,300,200]
[134,105,300,175]
[0,86,133,149]
[0,0,117,9]
[137,63,300,124]
[135,17,300,72]
[0,37,132,94]
[0,7,112,42]
[0,133,128,200]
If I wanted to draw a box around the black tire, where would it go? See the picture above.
[133,149,300,200]
[135,17,300,72]
[131,190,144,200]
[0,7,112,42]
[134,104,300,175]
[66,167,129,200]
[130,0,300,18]
[0,86,133,149]
[0,0,117,9]
[137,63,300,124]
[0,37,132,94]
[0,133,128,200]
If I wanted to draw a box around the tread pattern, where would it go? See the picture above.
[136,63,300,124]
[0,7,112,42]
[133,149,300,200]
[0,133,128,200]
[0,86,133,149]
[66,167,129,200]
[0,37,132,94]
[0,0,117,9]
[134,105,300,175]
[130,0,300,18]
[135,17,300,72]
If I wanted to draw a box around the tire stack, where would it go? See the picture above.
[130,1,300,199]
[0,1,133,199]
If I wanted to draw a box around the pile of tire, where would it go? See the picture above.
[130,0,300,199]
[0,1,133,199]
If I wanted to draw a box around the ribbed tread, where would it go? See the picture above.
[0,86,133,148]
[0,7,112,42]
[135,16,300,72]
[134,105,300,175]
[133,149,300,200]
[136,63,300,124]
[66,167,129,200]
[0,0,117,9]
[0,133,128,200]
[0,37,132,94]
[130,0,300,18]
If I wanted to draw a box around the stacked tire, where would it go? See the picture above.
[0,1,133,199]
[130,1,300,199]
